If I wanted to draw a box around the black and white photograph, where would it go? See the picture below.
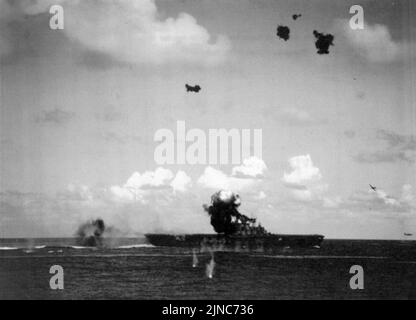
[0,0,415,302]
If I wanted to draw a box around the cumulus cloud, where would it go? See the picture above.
[110,185,140,202]
[125,168,174,190]
[340,19,413,63]
[198,167,253,190]
[231,156,267,178]
[197,167,228,189]
[198,157,266,191]
[1,0,230,65]
[109,167,192,202]
[170,171,192,193]
[283,154,322,187]
[282,154,327,201]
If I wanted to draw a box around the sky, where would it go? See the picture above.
[0,0,415,239]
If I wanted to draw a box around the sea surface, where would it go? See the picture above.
[1,238,415,300]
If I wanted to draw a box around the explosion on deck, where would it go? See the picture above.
[203,190,268,236]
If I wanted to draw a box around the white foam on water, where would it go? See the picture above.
[116,244,155,249]
[0,247,19,250]
[250,255,391,260]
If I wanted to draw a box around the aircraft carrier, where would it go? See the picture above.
[146,190,324,251]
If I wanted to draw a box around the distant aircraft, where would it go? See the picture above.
[369,184,377,191]
[185,84,201,93]
[292,14,302,20]
[404,233,413,237]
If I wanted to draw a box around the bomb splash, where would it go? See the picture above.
[76,218,106,247]
[205,251,215,279]
[192,249,199,268]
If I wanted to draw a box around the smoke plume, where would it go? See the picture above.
[76,218,106,247]
[313,30,334,54]
[203,190,257,235]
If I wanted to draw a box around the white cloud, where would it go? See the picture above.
[283,154,322,187]
[198,167,232,190]
[109,167,192,202]
[282,154,327,202]
[198,157,267,191]
[232,156,267,178]
[170,170,192,193]
[125,168,174,190]
[198,166,258,191]
[341,20,409,63]
[3,0,230,65]
[110,185,139,202]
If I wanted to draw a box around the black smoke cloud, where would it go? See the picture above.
[203,190,257,235]
[276,25,290,41]
[313,30,334,54]
[76,218,106,247]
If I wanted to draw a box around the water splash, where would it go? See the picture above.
[206,251,215,279]
[192,249,198,268]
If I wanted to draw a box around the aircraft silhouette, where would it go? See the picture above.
[369,184,377,191]
[185,84,201,93]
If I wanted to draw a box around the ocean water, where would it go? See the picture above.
[0,238,415,300]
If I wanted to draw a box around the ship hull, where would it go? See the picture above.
[145,233,324,251]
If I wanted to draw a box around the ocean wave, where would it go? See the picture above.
[116,244,155,249]
[34,245,46,249]
[0,246,19,250]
